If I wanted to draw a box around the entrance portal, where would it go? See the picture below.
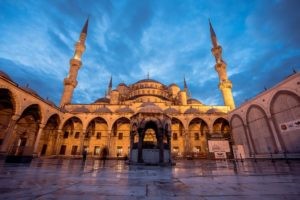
[129,105,172,165]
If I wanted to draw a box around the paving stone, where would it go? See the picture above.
[0,158,299,199]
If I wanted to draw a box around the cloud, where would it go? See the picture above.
[0,58,62,104]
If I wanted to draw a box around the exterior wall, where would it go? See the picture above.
[229,72,300,158]
[6,72,299,159]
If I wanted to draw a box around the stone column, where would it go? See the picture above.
[268,117,283,153]
[245,125,256,154]
[107,131,112,156]
[158,132,164,163]
[137,130,143,163]
[0,114,19,155]
[79,131,85,153]
[167,133,171,163]
[243,124,253,156]
[129,132,134,162]
[33,123,45,157]
[183,129,189,157]
[53,130,61,155]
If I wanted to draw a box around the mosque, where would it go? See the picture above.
[0,19,299,164]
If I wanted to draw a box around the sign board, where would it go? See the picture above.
[280,119,300,132]
[208,140,230,152]
[214,152,227,159]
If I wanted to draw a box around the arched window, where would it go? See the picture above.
[194,132,200,140]
[173,133,178,140]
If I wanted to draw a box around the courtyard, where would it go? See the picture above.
[0,158,299,199]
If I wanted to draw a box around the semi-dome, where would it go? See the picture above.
[184,107,201,114]
[138,102,163,114]
[0,70,13,82]
[116,107,134,114]
[187,98,203,105]
[164,107,180,115]
[72,106,89,113]
[94,97,110,104]
[94,106,112,113]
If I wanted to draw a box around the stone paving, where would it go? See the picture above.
[0,158,300,199]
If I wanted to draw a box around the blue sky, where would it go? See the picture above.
[0,0,299,106]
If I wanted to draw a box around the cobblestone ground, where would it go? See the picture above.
[0,158,300,199]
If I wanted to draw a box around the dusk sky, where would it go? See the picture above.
[0,0,299,107]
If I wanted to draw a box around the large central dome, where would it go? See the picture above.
[134,78,163,85]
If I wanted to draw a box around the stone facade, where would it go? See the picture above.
[228,72,300,159]
[0,71,232,159]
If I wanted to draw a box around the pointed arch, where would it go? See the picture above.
[0,87,20,115]
[212,117,230,134]
[0,89,15,143]
[8,104,41,156]
[230,114,252,156]
[188,117,209,135]
[188,117,209,156]
[246,105,277,154]
[171,117,184,138]
[270,90,300,153]
[58,116,83,156]
[110,117,131,157]
[38,114,60,156]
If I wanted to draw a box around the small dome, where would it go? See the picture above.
[206,108,226,114]
[187,98,203,105]
[45,99,56,107]
[168,83,179,88]
[72,106,89,113]
[164,107,180,115]
[0,71,13,82]
[118,83,127,87]
[21,86,40,97]
[94,106,112,113]
[116,107,134,114]
[94,97,110,104]
[184,107,201,114]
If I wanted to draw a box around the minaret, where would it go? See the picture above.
[184,76,188,90]
[209,20,235,110]
[107,76,112,98]
[183,76,190,98]
[60,18,89,107]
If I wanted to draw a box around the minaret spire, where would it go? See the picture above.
[107,76,112,98]
[184,76,188,89]
[183,76,190,98]
[60,18,89,107]
[209,19,218,48]
[81,17,89,34]
[109,76,112,88]
[209,20,235,110]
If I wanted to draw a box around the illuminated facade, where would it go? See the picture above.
[3,19,298,162]
[228,72,300,159]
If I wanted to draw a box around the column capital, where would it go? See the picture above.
[11,114,20,121]
[39,123,46,129]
